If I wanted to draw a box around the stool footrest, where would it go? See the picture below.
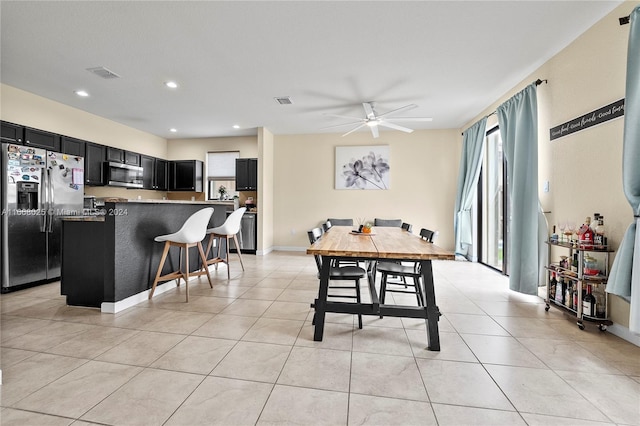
[205,257,226,266]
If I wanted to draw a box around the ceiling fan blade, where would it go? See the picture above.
[342,123,367,137]
[319,121,365,130]
[370,125,379,138]
[377,121,414,133]
[362,102,376,120]
[377,104,418,118]
[323,113,365,121]
[384,117,433,122]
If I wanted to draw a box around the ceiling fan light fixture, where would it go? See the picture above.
[366,120,379,127]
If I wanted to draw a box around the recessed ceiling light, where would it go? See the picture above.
[165,81,178,89]
[75,90,89,97]
[232,125,240,129]
[169,128,177,133]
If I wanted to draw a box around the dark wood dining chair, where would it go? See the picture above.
[374,218,402,227]
[308,227,364,329]
[376,228,436,316]
[327,218,353,226]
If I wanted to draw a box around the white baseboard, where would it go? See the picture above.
[271,246,307,252]
[257,247,273,256]
[607,323,640,347]
[101,279,179,314]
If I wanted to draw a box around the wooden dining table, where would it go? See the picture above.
[306,226,455,351]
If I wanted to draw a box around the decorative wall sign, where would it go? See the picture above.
[550,99,624,141]
[335,145,390,190]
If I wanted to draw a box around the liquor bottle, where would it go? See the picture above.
[565,283,572,309]
[579,216,594,249]
[549,273,557,300]
[594,216,607,248]
[583,284,596,317]
[571,253,579,274]
[594,284,606,318]
[573,283,578,310]
[556,278,565,304]
[550,225,558,243]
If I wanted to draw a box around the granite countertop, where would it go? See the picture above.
[61,215,105,222]
[103,198,234,205]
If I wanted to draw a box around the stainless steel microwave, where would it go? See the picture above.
[104,162,143,188]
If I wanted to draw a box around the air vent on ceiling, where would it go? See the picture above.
[86,66,121,79]
[274,96,293,105]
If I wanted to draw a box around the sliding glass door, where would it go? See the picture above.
[479,127,509,273]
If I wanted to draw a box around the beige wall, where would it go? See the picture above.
[166,135,259,202]
[258,128,275,253]
[0,84,167,158]
[167,136,258,160]
[1,84,169,200]
[463,1,639,328]
[272,130,461,250]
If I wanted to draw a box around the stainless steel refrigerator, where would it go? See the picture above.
[1,143,84,290]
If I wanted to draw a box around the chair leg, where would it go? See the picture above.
[355,279,363,329]
[197,242,213,288]
[233,234,245,271]
[414,276,424,307]
[184,245,190,302]
[215,236,222,271]
[380,273,388,318]
[204,234,215,263]
[226,235,231,279]
[176,247,183,287]
[149,241,171,299]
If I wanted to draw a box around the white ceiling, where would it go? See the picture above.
[0,1,623,140]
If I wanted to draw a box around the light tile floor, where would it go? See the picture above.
[1,252,639,425]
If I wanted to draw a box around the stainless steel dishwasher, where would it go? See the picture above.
[229,211,256,253]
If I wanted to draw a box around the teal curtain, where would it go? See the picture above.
[607,5,640,334]
[454,117,488,257]
[497,83,545,294]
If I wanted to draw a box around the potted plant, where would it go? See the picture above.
[362,222,373,234]
[218,185,227,200]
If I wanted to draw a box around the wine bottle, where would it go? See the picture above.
[583,284,596,317]
[571,253,578,274]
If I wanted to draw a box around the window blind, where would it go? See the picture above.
[207,151,239,179]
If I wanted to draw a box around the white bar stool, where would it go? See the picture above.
[204,207,246,279]
[149,207,214,302]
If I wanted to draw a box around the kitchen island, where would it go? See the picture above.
[61,199,231,312]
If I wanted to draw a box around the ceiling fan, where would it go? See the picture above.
[322,102,432,138]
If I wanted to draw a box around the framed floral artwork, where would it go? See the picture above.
[335,145,390,190]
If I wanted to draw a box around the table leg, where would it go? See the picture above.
[313,255,332,341]
[421,260,441,351]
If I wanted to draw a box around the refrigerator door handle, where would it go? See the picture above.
[47,168,54,233]
[39,167,47,232]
